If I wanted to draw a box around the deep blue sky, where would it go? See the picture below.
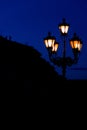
[0,0,87,79]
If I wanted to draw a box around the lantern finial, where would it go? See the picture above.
[62,18,66,23]
[48,32,51,36]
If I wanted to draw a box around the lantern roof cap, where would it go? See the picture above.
[44,32,56,40]
[58,18,70,27]
[70,33,82,42]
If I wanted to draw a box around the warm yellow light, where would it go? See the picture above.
[70,40,82,51]
[70,41,73,49]
[44,39,55,48]
[70,41,78,49]
[77,41,82,51]
[70,33,82,52]
[44,32,56,49]
[52,42,59,52]
[58,18,69,35]
[48,39,55,47]
[59,25,69,34]
[44,40,48,48]
[74,41,80,49]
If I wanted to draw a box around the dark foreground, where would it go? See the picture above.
[24,79,87,96]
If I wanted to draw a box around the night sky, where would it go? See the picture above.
[0,0,87,79]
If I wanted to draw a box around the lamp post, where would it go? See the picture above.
[44,18,83,79]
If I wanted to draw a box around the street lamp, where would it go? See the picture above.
[43,18,83,78]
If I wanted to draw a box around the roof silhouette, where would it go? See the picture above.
[0,35,66,96]
[0,35,86,96]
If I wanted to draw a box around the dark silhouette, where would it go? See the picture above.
[0,35,65,96]
[0,35,86,96]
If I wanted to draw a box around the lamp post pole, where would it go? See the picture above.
[62,36,66,78]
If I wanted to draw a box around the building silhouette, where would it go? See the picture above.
[0,35,86,96]
[0,35,66,96]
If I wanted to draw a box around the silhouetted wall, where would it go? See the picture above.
[0,36,65,96]
[0,36,86,96]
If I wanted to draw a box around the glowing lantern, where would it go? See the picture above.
[70,33,82,52]
[44,32,56,48]
[52,41,59,53]
[58,18,69,35]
